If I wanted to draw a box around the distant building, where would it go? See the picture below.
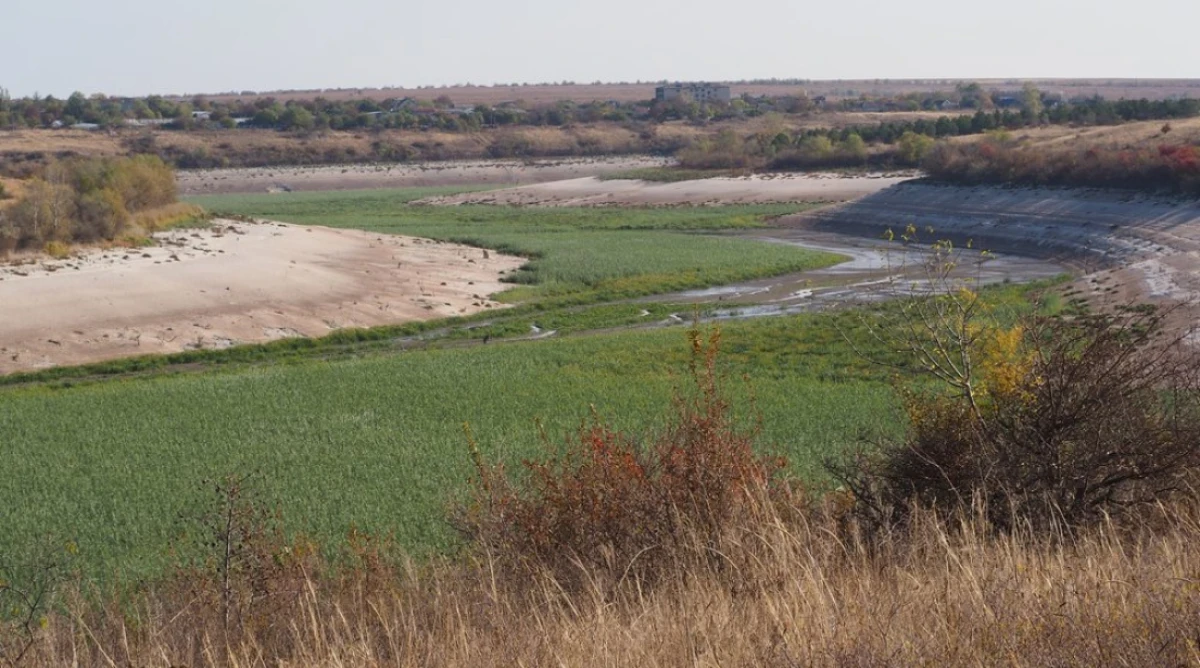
[655,83,732,103]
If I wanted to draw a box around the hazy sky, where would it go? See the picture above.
[5,0,1197,98]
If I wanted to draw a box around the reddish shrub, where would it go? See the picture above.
[455,328,792,587]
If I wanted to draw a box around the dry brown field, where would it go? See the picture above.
[1000,116,1200,149]
[188,79,1200,105]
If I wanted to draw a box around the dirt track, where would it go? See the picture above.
[0,221,523,374]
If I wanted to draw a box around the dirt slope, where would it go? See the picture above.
[789,181,1200,311]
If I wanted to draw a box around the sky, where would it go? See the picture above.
[4,0,1198,98]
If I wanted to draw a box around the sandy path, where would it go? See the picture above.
[419,172,915,207]
[177,156,673,196]
[0,221,524,374]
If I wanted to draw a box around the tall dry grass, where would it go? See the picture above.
[10,497,1200,667]
[131,202,207,232]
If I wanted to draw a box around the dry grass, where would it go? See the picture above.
[0,178,23,210]
[955,117,1200,151]
[131,202,207,232]
[7,499,1200,667]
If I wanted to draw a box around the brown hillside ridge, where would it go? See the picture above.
[0,219,524,374]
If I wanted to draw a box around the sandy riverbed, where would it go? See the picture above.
[177,156,673,195]
[419,172,915,207]
[0,221,523,374]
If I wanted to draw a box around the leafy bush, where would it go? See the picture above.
[896,130,935,164]
[456,327,792,588]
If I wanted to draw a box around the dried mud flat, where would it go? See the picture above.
[419,172,915,207]
[0,221,523,374]
[177,156,672,195]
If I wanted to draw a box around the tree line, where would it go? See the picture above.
[1,84,1195,134]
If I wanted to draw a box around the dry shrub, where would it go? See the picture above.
[834,304,1200,533]
[456,327,791,589]
[131,202,207,232]
[924,136,1200,194]
[677,129,763,170]
[41,241,71,260]
[93,475,325,666]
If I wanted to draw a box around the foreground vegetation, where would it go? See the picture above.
[21,500,1200,666]
[10,292,1200,666]
[192,189,841,303]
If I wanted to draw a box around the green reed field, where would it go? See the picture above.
[1,316,902,583]
[190,189,841,303]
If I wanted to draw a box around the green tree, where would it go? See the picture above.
[842,133,868,162]
[279,106,315,131]
[252,108,280,128]
[896,131,935,165]
[1021,82,1044,118]
[798,135,834,159]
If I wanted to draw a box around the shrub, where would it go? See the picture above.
[833,303,1200,533]
[74,188,128,241]
[455,327,792,588]
[922,137,1200,194]
[677,129,761,170]
[43,240,71,259]
[4,156,180,251]
[164,474,318,649]
[896,131,935,165]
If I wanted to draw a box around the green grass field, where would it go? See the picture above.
[1,315,903,582]
[190,190,841,303]
[597,167,744,182]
